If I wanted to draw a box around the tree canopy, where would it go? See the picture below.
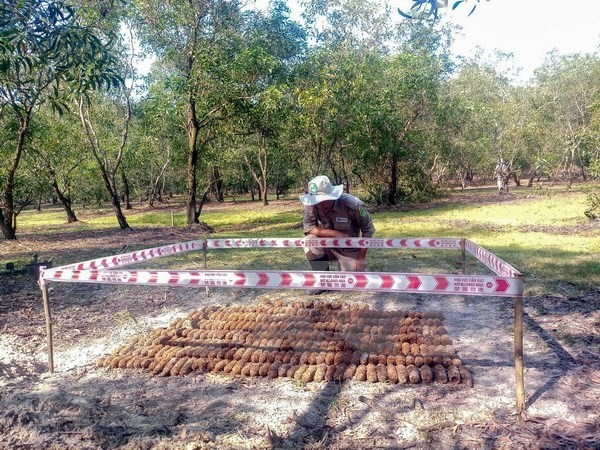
[0,0,598,239]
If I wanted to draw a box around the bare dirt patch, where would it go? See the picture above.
[1,198,599,449]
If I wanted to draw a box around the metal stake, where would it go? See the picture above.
[514,293,525,415]
[41,283,54,373]
[460,238,466,274]
[203,239,209,296]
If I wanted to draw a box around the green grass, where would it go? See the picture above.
[9,185,600,297]
[370,186,599,295]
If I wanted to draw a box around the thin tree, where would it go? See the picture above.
[77,27,138,230]
[0,0,121,239]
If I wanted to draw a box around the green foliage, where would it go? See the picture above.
[396,163,440,202]
[585,192,599,220]
[3,0,600,238]
[584,159,599,220]
[0,0,123,112]
[398,0,488,21]
[589,158,600,179]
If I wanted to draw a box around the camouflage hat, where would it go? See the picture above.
[299,175,344,206]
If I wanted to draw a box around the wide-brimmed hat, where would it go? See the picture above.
[299,175,344,206]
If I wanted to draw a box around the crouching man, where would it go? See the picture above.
[299,175,375,293]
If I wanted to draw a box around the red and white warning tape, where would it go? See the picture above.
[50,237,460,275]
[465,239,521,277]
[205,237,462,249]
[40,236,522,298]
[41,268,523,297]
[55,240,205,272]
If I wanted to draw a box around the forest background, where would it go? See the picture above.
[1,0,600,241]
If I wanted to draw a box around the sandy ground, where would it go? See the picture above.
[1,264,599,449]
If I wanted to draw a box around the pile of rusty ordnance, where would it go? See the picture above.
[99,299,472,386]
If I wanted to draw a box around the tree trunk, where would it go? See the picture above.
[110,191,129,229]
[212,166,224,202]
[64,202,78,223]
[186,96,200,225]
[511,171,521,187]
[243,143,269,207]
[149,149,171,207]
[0,114,30,240]
[0,211,17,240]
[193,183,213,223]
[78,99,130,230]
[259,153,268,206]
[48,166,78,223]
[121,168,132,210]
[149,187,156,207]
[387,152,399,205]
[160,175,167,202]
[99,169,130,229]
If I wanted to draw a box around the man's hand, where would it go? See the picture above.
[354,258,367,271]
[354,248,368,271]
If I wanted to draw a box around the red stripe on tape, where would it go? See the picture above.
[380,275,394,289]
[434,276,449,290]
[494,278,510,292]
[257,273,269,286]
[280,273,292,286]
[354,274,368,288]
[407,276,421,289]
[303,274,316,287]
[168,271,179,284]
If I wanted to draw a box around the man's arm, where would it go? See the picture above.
[307,226,348,238]
[355,203,374,270]
[309,225,366,270]
[357,207,375,238]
